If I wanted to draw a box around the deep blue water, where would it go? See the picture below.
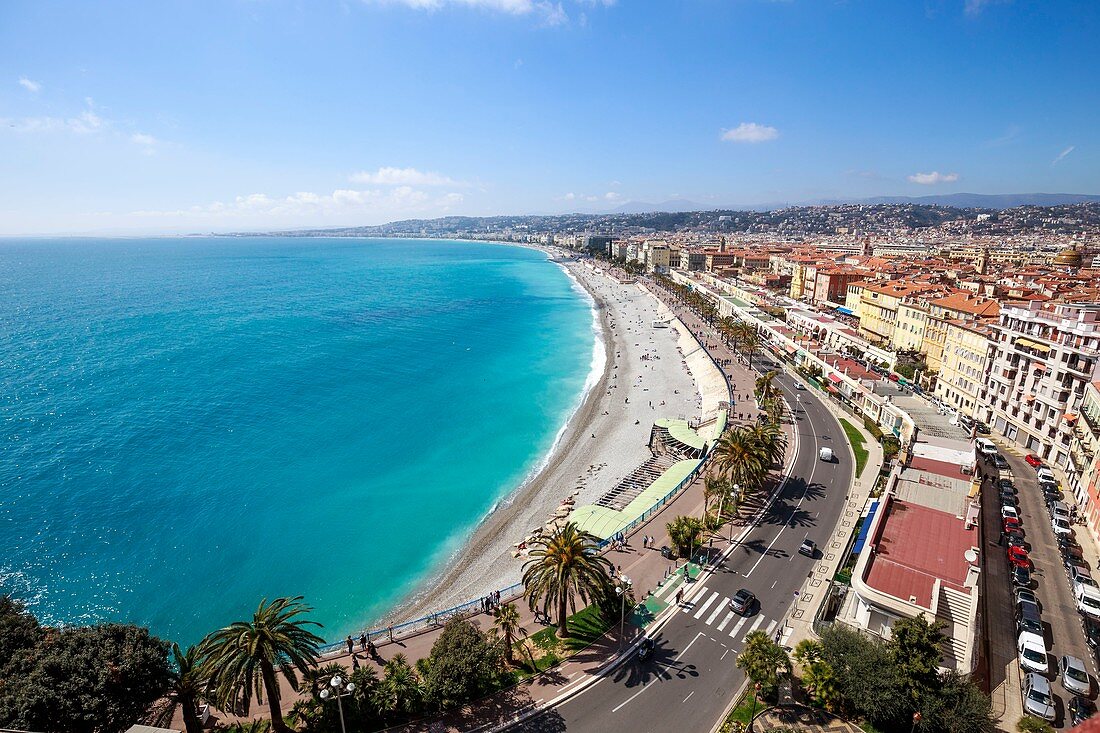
[0,237,593,646]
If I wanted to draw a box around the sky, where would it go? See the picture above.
[1,0,1098,235]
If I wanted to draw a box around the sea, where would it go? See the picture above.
[0,237,596,647]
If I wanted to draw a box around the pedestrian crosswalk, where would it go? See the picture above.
[675,585,793,647]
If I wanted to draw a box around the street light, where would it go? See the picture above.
[747,682,762,732]
[319,674,356,733]
[729,484,740,542]
[615,575,632,649]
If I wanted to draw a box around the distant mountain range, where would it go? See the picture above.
[598,193,1100,215]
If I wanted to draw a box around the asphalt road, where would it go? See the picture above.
[508,363,855,733]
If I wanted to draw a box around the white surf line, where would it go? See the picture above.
[716,610,736,631]
[612,631,704,713]
[705,600,728,626]
[693,591,719,619]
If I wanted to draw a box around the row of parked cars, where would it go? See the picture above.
[996,451,1098,724]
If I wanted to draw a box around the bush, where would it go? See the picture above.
[1017,716,1054,733]
[421,619,503,710]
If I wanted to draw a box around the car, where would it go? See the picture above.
[1025,454,1043,468]
[798,539,817,558]
[1037,467,1056,483]
[1003,517,1022,535]
[998,478,1016,491]
[1070,695,1097,726]
[1015,588,1041,609]
[1077,576,1100,592]
[999,487,1018,503]
[1022,673,1057,721]
[1085,618,1100,650]
[1008,545,1031,567]
[1051,500,1071,521]
[1069,563,1093,585]
[1001,505,1020,521]
[1001,497,1019,513]
[1053,517,1075,537]
[1077,585,1100,619]
[818,447,834,462]
[794,382,806,391]
[1061,655,1092,695]
[730,588,756,615]
[1018,632,1050,674]
[1006,533,1028,552]
[976,421,992,434]
[1059,535,1081,552]
[1012,565,1033,589]
[993,455,1009,470]
[1017,601,1043,636]
[1063,542,1086,562]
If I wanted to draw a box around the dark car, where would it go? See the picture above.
[994,455,1010,470]
[1084,619,1100,650]
[1064,543,1087,564]
[1016,601,1043,636]
[1012,565,1033,589]
[1070,695,1096,726]
[998,478,1016,492]
[976,421,992,434]
[798,539,817,558]
[730,588,756,615]
[1000,494,1019,510]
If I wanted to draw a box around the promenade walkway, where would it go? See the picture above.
[187,278,797,733]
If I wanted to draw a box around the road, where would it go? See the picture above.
[508,361,855,733]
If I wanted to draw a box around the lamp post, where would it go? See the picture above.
[911,711,922,733]
[747,682,762,732]
[729,484,740,543]
[615,575,632,649]
[319,674,356,733]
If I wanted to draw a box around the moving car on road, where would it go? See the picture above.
[798,539,817,558]
[729,589,756,616]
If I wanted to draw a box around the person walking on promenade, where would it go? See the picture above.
[675,587,684,606]
[387,625,394,643]
[346,635,354,655]
[359,632,367,652]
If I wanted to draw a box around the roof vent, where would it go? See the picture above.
[909,595,918,604]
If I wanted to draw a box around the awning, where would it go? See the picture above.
[828,373,843,384]
[1065,413,1079,423]
[826,385,839,394]
[1015,338,1051,355]
[852,501,881,555]
[785,344,797,354]
[836,306,855,315]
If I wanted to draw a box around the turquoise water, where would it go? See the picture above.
[0,237,594,646]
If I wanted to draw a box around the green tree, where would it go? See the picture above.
[736,631,791,698]
[818,624,907,727]
[712,426,769,500]
[493,602,527,666]
[203,596,325,733]
[0,621,172,733]
[666,515,705,558]
[422,618,503,710]
[917,671,996,733]
[1016,716,1054,733]
[888,614,945,705]
[522,522,615,638]
[155,643,210,733]
[374,653,422,721]
[792,639,841,712]
[0,595,41,666]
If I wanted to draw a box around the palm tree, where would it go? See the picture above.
[702,474,729,520]
[374,653,422,720]
[154,643,209,733]
[300,662,348,702]
[755,370,778,402]
[746,420,787,468]
[522,521,615,638]
[666,515,704,558]
[493,603,527,665]
[203,596,325,733]
[793,639,840,711]
[737,630,791,697]
[711,426,770,501]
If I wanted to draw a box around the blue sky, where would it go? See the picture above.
[1,0,1097,235]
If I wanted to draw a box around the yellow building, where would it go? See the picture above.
[893,299,930,352]
[790,262,807,299]
[857,282,939,346]
[933,320,994,419]
[923,292,1000,375]
[845,282,866,313]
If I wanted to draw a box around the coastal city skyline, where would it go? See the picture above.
[3,0,1099,235]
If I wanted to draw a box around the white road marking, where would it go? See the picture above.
[683,691,696,703]
[765,619,778,637]
[741,615,765,640]
[705,600,727,626]
[728,616,748,638]
[693,591,720,619]
[716,610,736,631]
[612,632,704,713]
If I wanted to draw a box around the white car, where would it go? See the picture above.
[1061,655,1092,695]
[1053,517,1075,537]
[794,382,806,391]
[1037,467,1056,483]
[1002,505,1020,521]
[1077,585,1100,619]
[1018,631,1049,674]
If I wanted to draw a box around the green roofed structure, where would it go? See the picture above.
[572,459,700,540]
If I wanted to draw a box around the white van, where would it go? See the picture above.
[819,447,834,462]
[1018,631,1049,674]
[1076,585,1100,619]
[975,438,998,456]
[1037,467,1056,483]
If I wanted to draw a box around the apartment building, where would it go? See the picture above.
[933,320,994,420]
[857,282,939,346]
[1070,382,1100,546]
[922,293,1000,376]
[980,301,1100,504]
[813,268,865,308]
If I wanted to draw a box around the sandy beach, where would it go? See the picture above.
[386,251,727,623]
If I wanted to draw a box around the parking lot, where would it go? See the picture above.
[983,445,1099,728]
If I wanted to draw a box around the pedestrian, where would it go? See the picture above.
[352,656,361,670]
[346,635,354,655]
[368,637,377,657]
[359,632,367,652]
[676,587,684,605]
[387,625,394,643]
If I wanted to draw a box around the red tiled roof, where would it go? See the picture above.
[864,499,975,609]
[909,456,968,478]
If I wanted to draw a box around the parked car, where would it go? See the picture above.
[1037,467,1056,483]
[1012,565,1033,589]
[1077,576,1100,592]
[1077,585,1100,620]
[1018,632,1050,674]
[998,478,1016,492]
[994,455,1010,470]
[1070,695,1096,726]
[1025,454,1043,468]
[1008,546,1031,568]
[1061,655,1092,695]
[1051,501,1071,521]
[1004,517,1022,535]
[1084,618,1100,651]
[975,421,992,434]
[1016,588,1041,608]
[1068,561,1093,583]
[1002,505,1020,521]
[1063,542,1086,563]
[1053,517,1075,537]
[729,588,756,616]
[1022,673,1057,721]
[1016,601,1043,636]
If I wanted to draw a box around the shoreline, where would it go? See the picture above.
[374,248,706,627]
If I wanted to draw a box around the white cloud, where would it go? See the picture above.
[1051,145,1075,166]
[563,192,576,200]
[720,122,779,144]
[4,106,106,135]
[18,77,40,93]
[349,166,464,186]
[908,171,959,185]
[130,132,158,154]
[604,191,622,201]
[537,1,568,25]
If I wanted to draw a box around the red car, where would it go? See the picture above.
[1008,545,1031,568]
[1025,454,1043,468]
[1003,517,1022,533]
